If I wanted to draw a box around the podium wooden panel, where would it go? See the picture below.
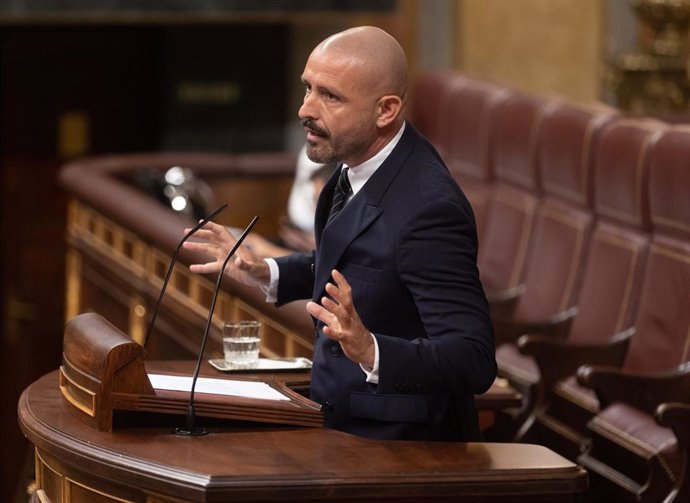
[58,313,323,432]
[19,371,587,503]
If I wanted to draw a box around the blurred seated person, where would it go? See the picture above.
[238,145,334,257]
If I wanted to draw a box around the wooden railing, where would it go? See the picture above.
[59,152,315,362]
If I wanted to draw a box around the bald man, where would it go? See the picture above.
[185,26,496,441]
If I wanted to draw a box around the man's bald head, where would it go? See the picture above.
[313,26,408,104]
[298,26,408,166]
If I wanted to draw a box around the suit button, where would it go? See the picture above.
[329,344,342,357]
[323,401,334,413]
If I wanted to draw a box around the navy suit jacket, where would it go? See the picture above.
[275,123,496,440]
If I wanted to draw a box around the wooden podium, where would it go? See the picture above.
[58,312,323,431]
[14,312,590,502]
[19,369,588,503]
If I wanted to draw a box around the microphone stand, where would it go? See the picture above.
[175,215,259,436]
[143,203,228,350]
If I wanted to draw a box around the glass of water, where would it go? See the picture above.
[222,320,261,370]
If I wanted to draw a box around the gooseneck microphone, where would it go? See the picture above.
[175,215,259,436]
[143,203,229,349]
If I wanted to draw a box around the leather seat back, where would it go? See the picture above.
[478,92,546,294]
[441,76,512,236]
[568,119,663,343]
[623,126,690,373]
[512,101,616,322]
[409,70,458,157]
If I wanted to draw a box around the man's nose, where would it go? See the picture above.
[298,92,317,120]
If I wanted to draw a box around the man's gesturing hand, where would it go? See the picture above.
[182,221,270,287]
[306,269,375,367]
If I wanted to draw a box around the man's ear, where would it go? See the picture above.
[375,95,403,128]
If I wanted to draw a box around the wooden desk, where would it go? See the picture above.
[19,370,586,503]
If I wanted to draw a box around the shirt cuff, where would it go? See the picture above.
[359,333,380,384]
[260,258,279,303]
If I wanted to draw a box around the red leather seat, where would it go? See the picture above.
[488,100,616,438]
[478,92,546,302]
[576,126,690,502]
[513,119,664,457]
[409,69,458,157]
[441,76,512,237]
[491,100,616,341]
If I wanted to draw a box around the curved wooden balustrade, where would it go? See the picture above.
[59,151,315,362]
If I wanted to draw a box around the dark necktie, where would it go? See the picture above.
[328,167,352,222]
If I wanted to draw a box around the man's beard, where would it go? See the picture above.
[301,118,338,164]
[305,141,338,164]
[301,118,366,165]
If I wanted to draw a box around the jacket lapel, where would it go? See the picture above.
[313,202,381,299]
[312,123,419,299]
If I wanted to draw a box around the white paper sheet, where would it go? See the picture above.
[148,373,290,401]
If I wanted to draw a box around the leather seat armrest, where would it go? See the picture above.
[519,326,633,390]
[578,361,690,414]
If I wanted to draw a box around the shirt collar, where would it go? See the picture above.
[343,122,406,195]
